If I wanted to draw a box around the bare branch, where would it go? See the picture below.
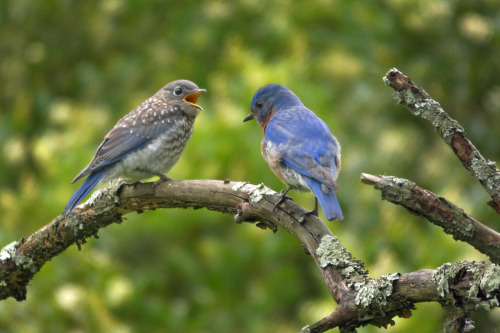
[360,173,500,265]
[383,68,500,214]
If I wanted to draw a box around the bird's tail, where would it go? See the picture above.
[306,178,343,221]
[62,170,106,217]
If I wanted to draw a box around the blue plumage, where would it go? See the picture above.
[305,178,343,221]
[244,84,343,221]
[63,80,206,216]
[63,170,106,216]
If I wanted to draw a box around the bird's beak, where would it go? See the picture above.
[243,113,254,122]
[183,89,206,110]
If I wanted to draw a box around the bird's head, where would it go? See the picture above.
[244,84,302,128]
[161,80,206,117]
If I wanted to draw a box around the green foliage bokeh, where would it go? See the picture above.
[1,0,500,332]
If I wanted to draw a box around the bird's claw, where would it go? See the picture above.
[152,175,173,190]
[298,208,319,223]
[278,190,293,201]
[273,191,293,212]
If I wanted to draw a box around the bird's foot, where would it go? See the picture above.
[152,174,174,190]
[298,198,319,223]
[134,168,173,189]
[298,208,319,223]
[273,188,293,211]
[131,180,145,187]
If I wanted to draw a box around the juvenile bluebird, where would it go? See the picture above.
[244,84,343,221]
[63,80,206,216]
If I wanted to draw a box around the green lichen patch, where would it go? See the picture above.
[0,241,38,274]
[433,262,467,297]
[232,182,275,203]
[231,182,247,191]
[316,235,368,283]
[0,241,18,261]
[433,260,500,309]
[450,214,474,239]
[88,178,126,210]
[248,184,275,203]
[414,99,443,123]
[13,251,37,273]
[471,156,500,192]
[300,325,311,333]
[403,90,417,108]
[354,273,400,308]
[374,176,415,203]
[472,263,500,299]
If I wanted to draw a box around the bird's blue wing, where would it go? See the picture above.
[264,107,340,190]
[71,127,152,183]
[305,177,343,221]
[63,168,107,216]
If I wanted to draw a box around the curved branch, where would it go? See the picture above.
[383,68,500,214]
[0,179,353,305]
[1,179,499,332]
[360,173,500,265]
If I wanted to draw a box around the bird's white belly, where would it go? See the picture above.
[104,130,191,181]
[261,139,310,192]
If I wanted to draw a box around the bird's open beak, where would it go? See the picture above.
[183,89,206,110]
[243,113,254,122]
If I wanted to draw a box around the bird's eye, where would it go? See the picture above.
[173,87,183,96]
[256,101,263,108]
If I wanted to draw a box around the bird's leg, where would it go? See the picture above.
[299,198,319,222]
[152,175,173,189]
[135,168,174,189]
[273,185,293,211]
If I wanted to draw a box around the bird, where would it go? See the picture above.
[243,84,343,221]
[62,79,206,216]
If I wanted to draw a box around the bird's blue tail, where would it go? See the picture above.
[306,178,343,221]
[63,170,106,216]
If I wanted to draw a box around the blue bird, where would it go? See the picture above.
[63,80,206,216]
[244,84,343,221]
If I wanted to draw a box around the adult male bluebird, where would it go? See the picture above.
[244,84,343,221]
[63,80,206,216]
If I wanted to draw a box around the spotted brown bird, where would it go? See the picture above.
[63,80,206,216]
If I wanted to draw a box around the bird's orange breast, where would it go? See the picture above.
[260,108,276,134]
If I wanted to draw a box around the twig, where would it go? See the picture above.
[383,68,500,214]
[360,173,500,264]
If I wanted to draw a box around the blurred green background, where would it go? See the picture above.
[1,0,500,332]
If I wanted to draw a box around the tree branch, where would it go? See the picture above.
[383,68,500,214]
[1,179,499,332]
[0,179,352,305]
[360,173,500,265]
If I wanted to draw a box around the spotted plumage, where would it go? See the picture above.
[63,80,206,216]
